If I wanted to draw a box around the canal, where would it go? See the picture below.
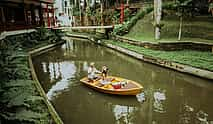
[33,38,213,124]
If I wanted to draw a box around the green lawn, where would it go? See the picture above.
[125,12,213,43]
[106,40,213,71]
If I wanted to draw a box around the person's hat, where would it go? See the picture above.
[90,62,95,66]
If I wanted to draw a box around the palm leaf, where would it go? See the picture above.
[1,86,35,104]
[7,93,30,108]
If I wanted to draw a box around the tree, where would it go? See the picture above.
[154,0,162,40]
[175,0,193,40]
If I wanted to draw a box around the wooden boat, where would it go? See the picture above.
[80,76,143,95]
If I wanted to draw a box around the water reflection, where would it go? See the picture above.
[136,92,146,103]
[113,105,137,124]
[178,103,212,124]
[153,89,166,113]
[46,61,77,100]
[33,38,213,124]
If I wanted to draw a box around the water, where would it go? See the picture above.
[33,38,213,124]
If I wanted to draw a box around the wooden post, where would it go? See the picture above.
[120,0,124,23]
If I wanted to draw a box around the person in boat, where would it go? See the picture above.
[101,65,108,80]
[100,66,111,87]
[88,62,101,81]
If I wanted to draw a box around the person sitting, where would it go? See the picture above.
[88,62,101,82]
[101,65,108,81]
[100,65,111,87]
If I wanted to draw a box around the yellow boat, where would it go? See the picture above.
[80,76,143,95]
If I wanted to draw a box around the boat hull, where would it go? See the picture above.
[80,76,143,95]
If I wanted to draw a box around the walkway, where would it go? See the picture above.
[53,26,114,30]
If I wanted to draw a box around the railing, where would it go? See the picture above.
[53,25,114,30]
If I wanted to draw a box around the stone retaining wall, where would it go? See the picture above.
[112,35,213,51]
[29,42,65,124]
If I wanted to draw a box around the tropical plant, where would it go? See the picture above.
[113,6,154,35]
[0,28,61,123]
[0,80,48,123]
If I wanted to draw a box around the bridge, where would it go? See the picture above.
[52,25,114,30]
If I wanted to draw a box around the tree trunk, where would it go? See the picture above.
[154,0,162,40]
[178,16,182,41]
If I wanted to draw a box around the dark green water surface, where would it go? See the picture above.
[33,39,213,124]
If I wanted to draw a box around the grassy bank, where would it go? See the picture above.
[125,11,213,43]
[105,40,213,71]
[0,28,63,123]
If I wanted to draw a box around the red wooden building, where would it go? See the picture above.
[0,0,55,32]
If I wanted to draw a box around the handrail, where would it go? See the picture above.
[53,25,114,30]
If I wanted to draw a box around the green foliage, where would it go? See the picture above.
[113,7,154,35]
[175,0,193,6]
[1,109,48,123]
[3,80,33,89]
[112,21,130,35]
[0,80,47,123]
[37,27,59,43]
[112,10,120,24]
[0,28,60,123]
[124,9,131,22]
[1,50,30,80]
[112,2,178,36]
[73,6,81,16]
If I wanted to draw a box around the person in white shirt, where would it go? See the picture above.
[88,62,101,81]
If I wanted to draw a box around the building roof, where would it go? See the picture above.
[40,0,54,4]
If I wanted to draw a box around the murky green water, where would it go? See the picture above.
[33,38,213,124]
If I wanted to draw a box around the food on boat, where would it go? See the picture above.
[80,76,143,95]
